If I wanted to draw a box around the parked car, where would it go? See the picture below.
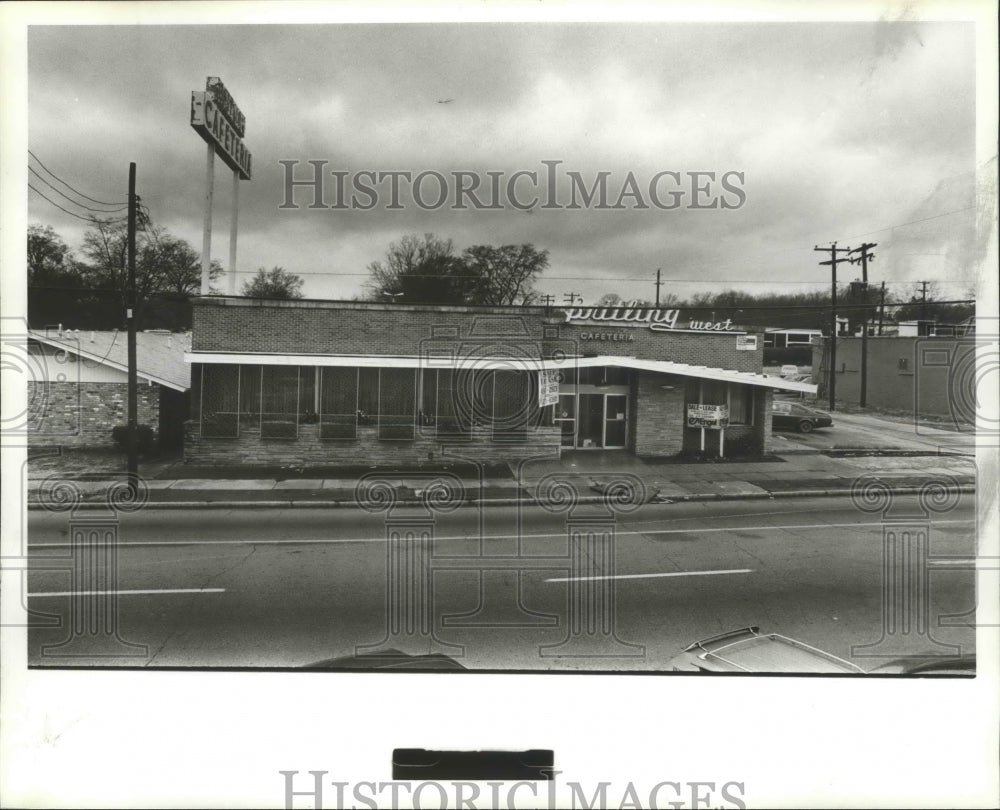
[667,626,864,673]
[780,364,799,377]
[867,653,975,676]
[771,400,832,433]
[303,649,467,670]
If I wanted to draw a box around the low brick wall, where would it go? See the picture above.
[28,381,160,448]
[184,420,562,467]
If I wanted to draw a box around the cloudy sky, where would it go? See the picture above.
[23,13,984,305]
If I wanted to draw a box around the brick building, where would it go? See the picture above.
[27,328,191,450]
[183,297,814,466]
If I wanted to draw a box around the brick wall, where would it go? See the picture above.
[560,325,763,372]
[28,381,160,448]
[192,299,762,373]
[632,372,687,457]
[193,299,550,357]
[184,420,561,467]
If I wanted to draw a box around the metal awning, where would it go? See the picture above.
[184,351,816,393]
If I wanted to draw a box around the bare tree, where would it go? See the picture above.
[462,244,549,305]
[242,266,305,299]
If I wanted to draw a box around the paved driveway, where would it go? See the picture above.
[770,408,975,454]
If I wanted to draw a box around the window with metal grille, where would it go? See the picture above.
[200,364,240,438]
[320,367,358,439]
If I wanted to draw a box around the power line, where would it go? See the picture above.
[28,167,129,214]
[842,206,977,240]
[29,184,128,224]
[24,285,972,310]
[28,150,127,208]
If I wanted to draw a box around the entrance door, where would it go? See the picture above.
[578,394,605,448]
[604,394,628,448]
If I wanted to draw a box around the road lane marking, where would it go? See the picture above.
[546,568,754,583]
[28,588,226,597]
[25,518,973,549]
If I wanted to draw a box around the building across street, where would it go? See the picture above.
[183,297,814,466]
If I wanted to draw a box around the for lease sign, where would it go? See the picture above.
[687,403,729,429]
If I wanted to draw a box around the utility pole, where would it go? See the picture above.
[126,162,138,496]
[563,292,581,306]
[654,268,662,308]
[849,242,876,409]
[919,280,930,323]
[814,242,852,411]
[878,281,886,335]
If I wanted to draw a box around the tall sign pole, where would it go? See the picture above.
[229,172,240,294]
[190,77,252,296]
[126,162,138,492]
[201,142,214,295]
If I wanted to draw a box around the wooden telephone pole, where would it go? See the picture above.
[850,242,877,408]
[126,163,138,495]
[814,242,853,411]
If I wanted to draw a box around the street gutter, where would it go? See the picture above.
[25,482,976,510]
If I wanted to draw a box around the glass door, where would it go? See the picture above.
[578,394,605,448]
[604,394,628,448]
[555,394,576,448]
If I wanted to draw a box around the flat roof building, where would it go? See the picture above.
[183,297,814,466]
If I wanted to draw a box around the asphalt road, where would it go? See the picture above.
[23,495,978,672]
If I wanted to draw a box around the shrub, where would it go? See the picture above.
[111,424,156,454]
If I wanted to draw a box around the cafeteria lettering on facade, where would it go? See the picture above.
[183,297,815,465]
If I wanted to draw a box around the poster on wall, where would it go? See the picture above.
[539,369,560,407]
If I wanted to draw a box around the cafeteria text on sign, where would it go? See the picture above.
[561,302,738,333]
[191,86,253,179]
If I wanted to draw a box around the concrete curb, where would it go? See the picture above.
[26,482,976,510]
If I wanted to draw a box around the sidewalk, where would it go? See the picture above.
[25,449,977,509]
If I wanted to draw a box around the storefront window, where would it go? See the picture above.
[357,368,379,423]
[261,366,299,438]
[436,368,470,437]
[728,384,753,426]
[319,367,358,439]
[200,364,240,438]
[239,365,262,432]
[492,369,531,441]
[299,367,317,419]
[578,366,629,386]
[378,368,416,440]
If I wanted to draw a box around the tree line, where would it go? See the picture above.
[27,219,305,329]
[27,221,971,333]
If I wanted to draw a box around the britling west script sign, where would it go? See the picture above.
[561,301,737,333]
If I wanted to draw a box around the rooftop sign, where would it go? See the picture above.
[561,301,738,333]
